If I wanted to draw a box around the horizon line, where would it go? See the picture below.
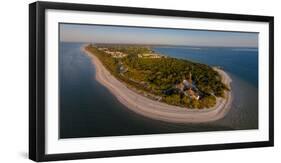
[60,41,258,48]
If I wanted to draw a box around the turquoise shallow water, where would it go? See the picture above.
[59,43,258,139]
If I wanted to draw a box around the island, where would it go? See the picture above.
[82,44,232,123]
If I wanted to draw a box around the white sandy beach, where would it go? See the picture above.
[82,46,233,123]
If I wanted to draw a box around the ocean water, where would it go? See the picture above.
[59,43,258,139]
[153,46,258,87]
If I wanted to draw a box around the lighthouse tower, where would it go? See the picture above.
[189,72,192,84]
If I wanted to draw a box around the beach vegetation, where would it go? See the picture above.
[85,44,229,109]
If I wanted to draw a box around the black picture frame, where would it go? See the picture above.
[29,1,274,162]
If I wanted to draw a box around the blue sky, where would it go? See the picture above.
[60,23,258,47]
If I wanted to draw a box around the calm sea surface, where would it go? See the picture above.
[60,42,258,138]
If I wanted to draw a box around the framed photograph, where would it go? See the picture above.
[29,1,274,162]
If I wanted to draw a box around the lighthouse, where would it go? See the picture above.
[189,72,192,84]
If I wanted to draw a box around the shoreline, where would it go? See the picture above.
[82,45,233,123]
